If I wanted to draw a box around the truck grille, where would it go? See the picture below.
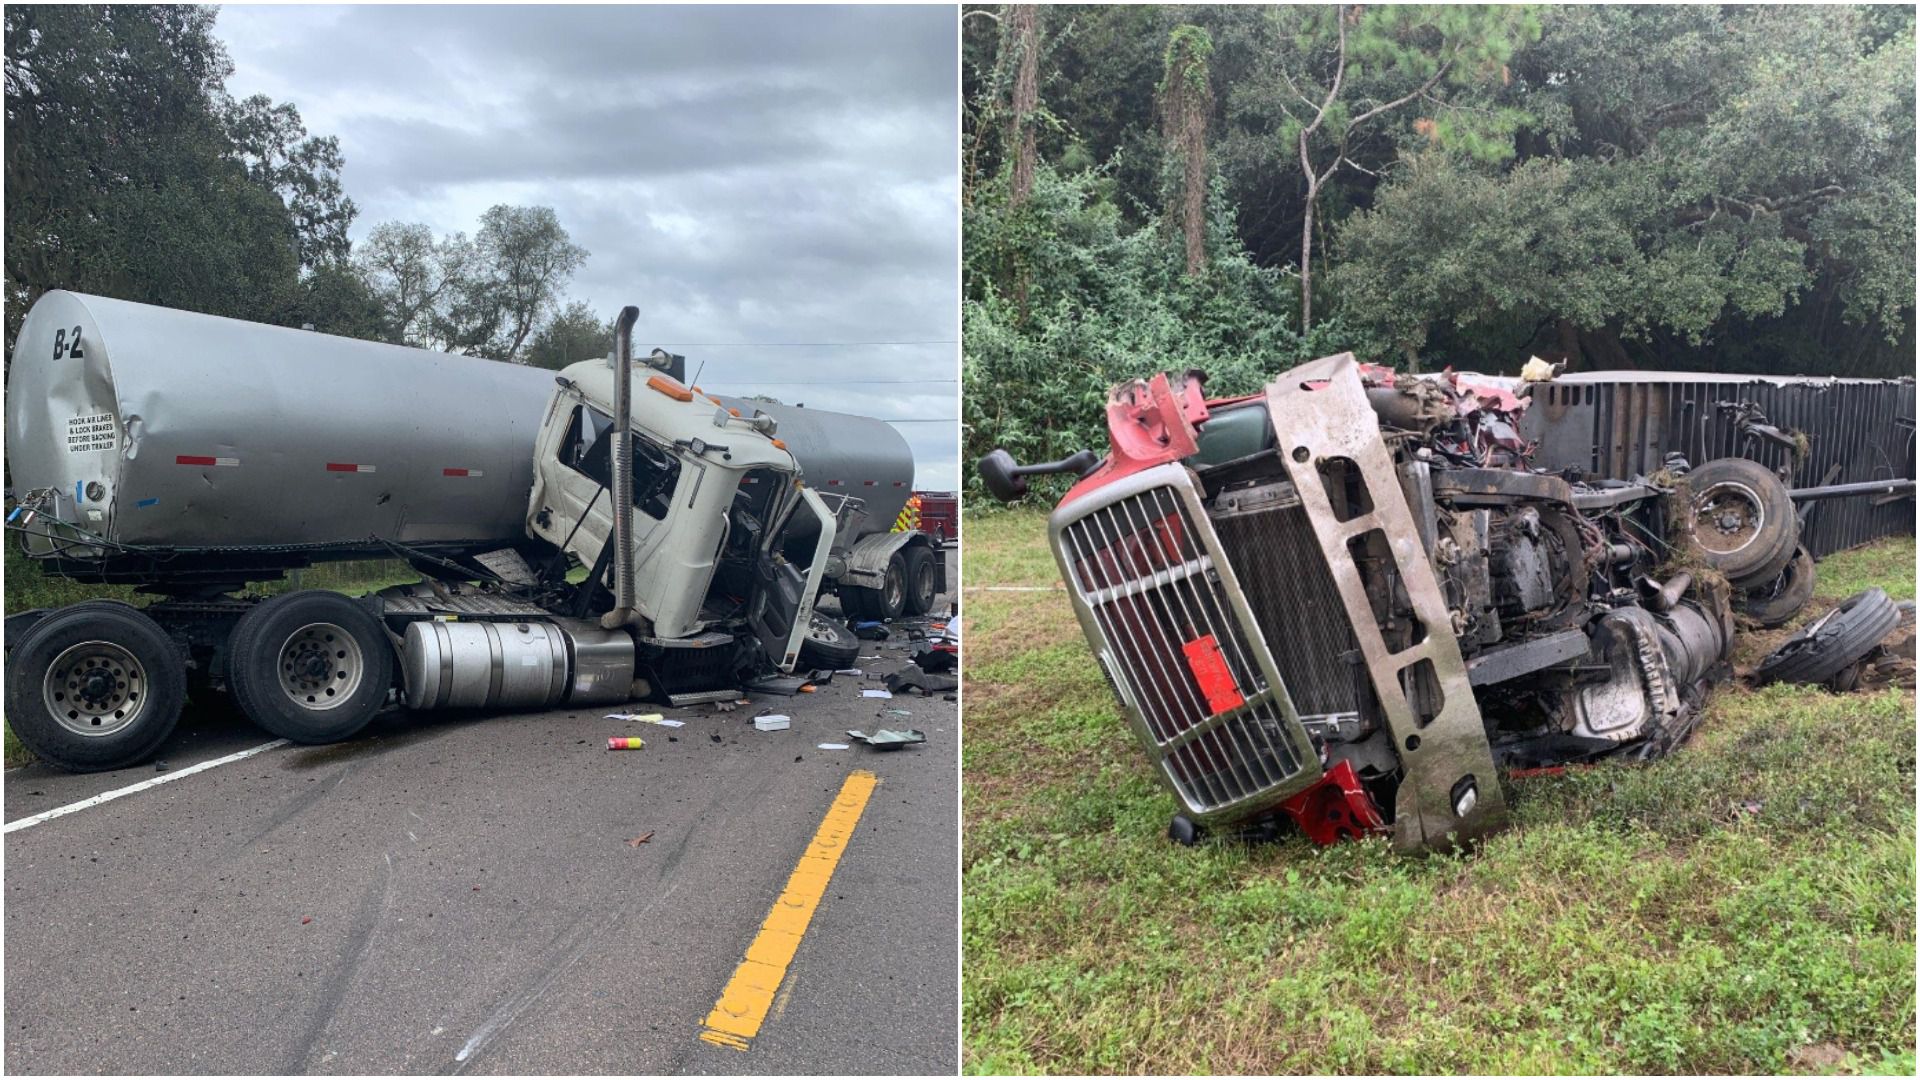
[1050,466,1317,817]
[1208,489,1365,720]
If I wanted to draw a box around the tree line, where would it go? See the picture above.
[4,4,605,372]
[962,4,1915,483]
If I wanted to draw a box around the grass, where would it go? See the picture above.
[3,544,422,767]
[962,509,1916,1075]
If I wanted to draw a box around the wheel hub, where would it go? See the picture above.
[44,640,147,737]
[276,623,365,710]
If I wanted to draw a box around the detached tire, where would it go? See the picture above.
[902,546,938,616]
[1687,458,1799,586]
[1736,546,1816,628]
[796,610,862,669]
[4,601,185,772]
[1755,587,1901,687]
[228,591,392,744]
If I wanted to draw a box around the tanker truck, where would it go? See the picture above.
[3,291,946,772]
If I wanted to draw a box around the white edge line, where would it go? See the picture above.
[3,739,290,834]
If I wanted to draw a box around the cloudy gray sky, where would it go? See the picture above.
[218,3,960,488]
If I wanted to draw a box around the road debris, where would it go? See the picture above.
[606,737,645,751]
[607,713,683,727]
[626,832,654,847]
[885,667,959,695]
[861,689,894,699]
[753,714,792,732]
[817,743,850,750]
[846,728,926,750]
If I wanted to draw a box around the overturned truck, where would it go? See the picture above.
[979,354,1902,854]
[5,292,946,772]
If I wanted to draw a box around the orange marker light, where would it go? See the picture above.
[647,375,693,402]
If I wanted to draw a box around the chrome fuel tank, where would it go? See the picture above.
[5,291,557,555]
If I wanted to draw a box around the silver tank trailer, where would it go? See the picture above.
[715,396,915,540]
[6,291,557,559]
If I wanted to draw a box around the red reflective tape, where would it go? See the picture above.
[441,467,482,477]
[176,455,238,467]
[863,480,877,486]
[828,479,843,486]
[1181,634,1244,716]
[893,481,906,487]
[326,463,376,473]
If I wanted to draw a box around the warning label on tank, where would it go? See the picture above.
[65,413,117,453]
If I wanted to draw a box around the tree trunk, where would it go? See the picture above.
[1008,6,1039,209]
[1300,175,1318,330]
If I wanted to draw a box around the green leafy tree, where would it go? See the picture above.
[4,4,350,354]
[524,300,612,371]
[355,221,472,348]
[438,205,588,363]
[1334,5,1915,376]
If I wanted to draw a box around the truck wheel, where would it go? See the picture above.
[4,601,185,772]
[1737,545,1816,628]
[1686,458,1798,586]
[844,553,908,622]
[902,546,938,616]
[228,591,392,744]
[797,611,862,669]
[1755,588,1901,687]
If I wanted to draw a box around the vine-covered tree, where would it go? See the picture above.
[1160,25,1213,276]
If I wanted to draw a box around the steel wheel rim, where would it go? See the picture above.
[1694,480,1765,556]
[886,566,905,612]
[45,640,149,737]
[276,622,365,710]
[808,614,844,644]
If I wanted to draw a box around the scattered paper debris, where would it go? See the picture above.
[861,689,894,699]
[817,743,850,750]
[754,714,793,732]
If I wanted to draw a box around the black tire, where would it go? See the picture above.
[901,546,938,616]
[1755,588,1901,687]
[1736,546,1816,628]
[228,591,392,744]
[1168,814,1205,847]
[4,601,185,772]
[845,553,908,622]
[1686,457,1799,586]
[796,610,862,669]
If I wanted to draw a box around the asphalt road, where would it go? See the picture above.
[3,587,958,1074]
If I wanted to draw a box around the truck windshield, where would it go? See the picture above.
[559,403,680,520]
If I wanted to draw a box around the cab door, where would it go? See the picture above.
[749,486,837,672]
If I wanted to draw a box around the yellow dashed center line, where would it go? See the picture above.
[698,769,878,1051]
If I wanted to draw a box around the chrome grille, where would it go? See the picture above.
[1050,466,1316,817]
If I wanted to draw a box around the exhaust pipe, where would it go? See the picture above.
[601,305,641,630]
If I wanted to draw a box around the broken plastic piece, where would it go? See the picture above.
[846,728,926,749]
[606,737,645,751]
[754,714,792,732]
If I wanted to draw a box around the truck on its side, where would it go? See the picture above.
[4,291,946,772]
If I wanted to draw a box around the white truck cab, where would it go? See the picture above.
[528,357,837,673]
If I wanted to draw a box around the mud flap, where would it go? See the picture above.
[1265,354,1508,853]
